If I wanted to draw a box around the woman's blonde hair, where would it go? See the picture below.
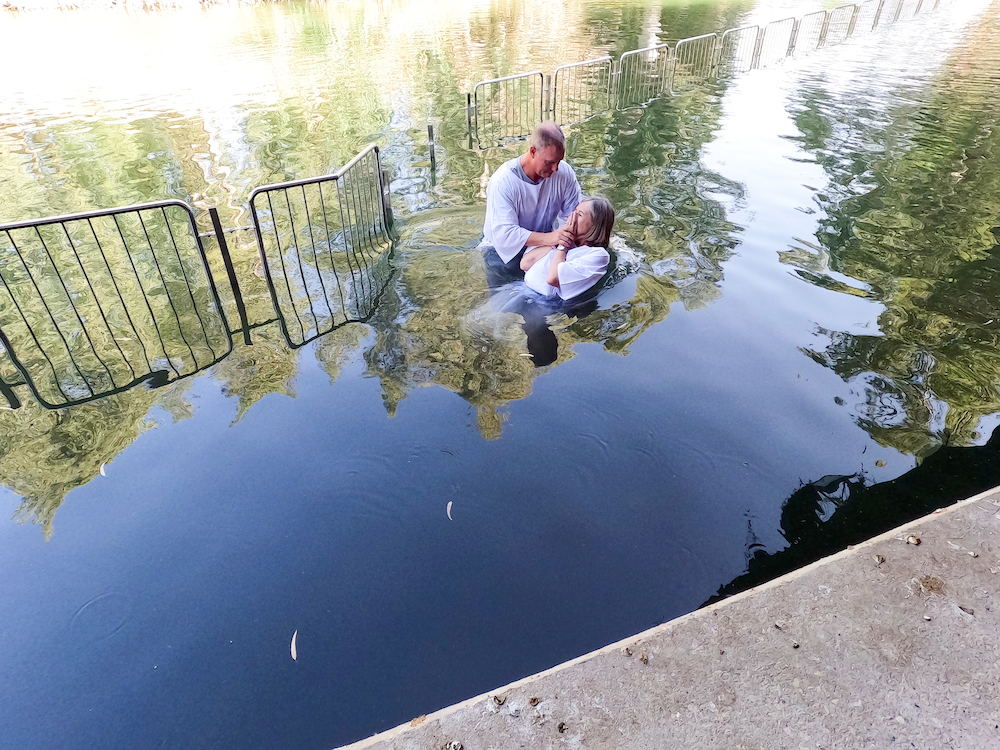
[576,195,615,249]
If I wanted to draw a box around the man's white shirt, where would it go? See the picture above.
[482,157,582,263]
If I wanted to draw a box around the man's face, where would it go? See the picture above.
[530,144,564,179]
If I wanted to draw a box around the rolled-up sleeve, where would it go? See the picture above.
[556,247,610,299]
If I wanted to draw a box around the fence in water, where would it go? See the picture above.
[469,0,945,146]
[0,144,395,410]
[0,0,953,407]
[250,144,395,349]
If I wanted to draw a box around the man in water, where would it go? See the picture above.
[481,121,582,285]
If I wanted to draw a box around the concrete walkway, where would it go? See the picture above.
[340,488,1000,750]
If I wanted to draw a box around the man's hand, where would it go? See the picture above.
[527,225,575,249]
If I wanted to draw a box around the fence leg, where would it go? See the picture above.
[847,5,859,36]
[428,124,437,171]
[872,0,886,28]
[0,376,20,409]
[380,168,395,234]
[751,27,764,70]
[209,207,252,346]
[544,74,552,119]
[818,12,831,47]
[0,329,23,409]
[787,19,800,57]
[466,92,473,139]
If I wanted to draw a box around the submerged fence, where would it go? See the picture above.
[0,144,395,410]
[469,0,944,146]
[251,145,394,348]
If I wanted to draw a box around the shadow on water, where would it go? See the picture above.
[707,425,1000,605]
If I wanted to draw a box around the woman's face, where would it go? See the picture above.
[570,201,594,240]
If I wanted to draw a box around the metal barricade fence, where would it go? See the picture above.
[467,0,939,141]
[795,10,829,56]
[552,57,614,126]
[0,0,947,406]
[0,201,233,409]
[250,144,394,349]
[0,144,396,409]
[672,33,720,94]
[854,0,886,35]
[616,43,673,109]
[472,72,545,148]
[718,25,761,76]
[826,5,859,46]
[758,17,798,69]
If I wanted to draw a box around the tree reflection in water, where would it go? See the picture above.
[781,6,1000,458]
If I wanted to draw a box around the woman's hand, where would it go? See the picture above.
[564,210,582,248]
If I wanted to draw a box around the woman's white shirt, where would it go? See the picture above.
[523,245,610,300]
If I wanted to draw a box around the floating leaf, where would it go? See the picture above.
[290,630,297,661]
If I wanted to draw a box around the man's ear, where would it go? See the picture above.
[528,145,537,157]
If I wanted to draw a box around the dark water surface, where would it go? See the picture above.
[2,0,1000,748]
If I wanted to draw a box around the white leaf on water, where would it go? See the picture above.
[99,463,106,477]
[446,501,453,521]
[290,630,297,661]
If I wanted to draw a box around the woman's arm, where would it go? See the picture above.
[544,210,578,285]
[520,244,554,271]
[546,247,569,287]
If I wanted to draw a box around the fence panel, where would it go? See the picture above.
[671,33,719,93]
[757,17,797,68]
[0,201,232,409]
[472,72,545,148]
[552,57,614,126]
[718,25,761,76]
[616,44,674,109]
[825,5,858,46]
[853,0,885,35]
[793,10,828,56]
[250,144,394,349]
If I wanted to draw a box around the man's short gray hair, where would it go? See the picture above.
[529,121,566,152]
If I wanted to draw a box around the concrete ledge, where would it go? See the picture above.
[339,488,1000,749]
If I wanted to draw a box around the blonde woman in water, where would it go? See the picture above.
[519,196,615,301]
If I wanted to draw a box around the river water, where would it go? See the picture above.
[2,0,999,747]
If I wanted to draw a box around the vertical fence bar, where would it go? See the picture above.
[208,207,252,345]
[466,92,473,139]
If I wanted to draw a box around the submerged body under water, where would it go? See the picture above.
[478,239,642,367]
